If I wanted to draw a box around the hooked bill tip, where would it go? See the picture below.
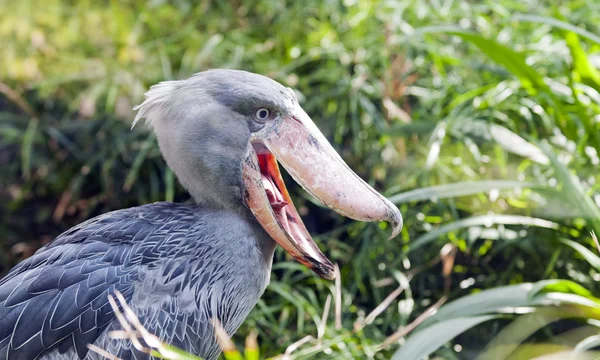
[386,202,404,240]
[306,256,336,280]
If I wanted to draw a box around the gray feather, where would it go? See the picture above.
[0,203,275,360]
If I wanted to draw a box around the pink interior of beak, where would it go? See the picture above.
[258,154,295,237]
[248,149,334,278]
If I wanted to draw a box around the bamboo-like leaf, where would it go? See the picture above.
[389,180,534,204]
[488,124,549,164]
[419,279,598,330]
[405,280,600,360]
[21,117,38,180]
[565,32,600,92]
[123,134,155,192]
[574,334,600,352]
[413,27,548,93]
[391,315,497,360]
[541,142,600,235]
[512,14,600,45]
[445,83,496,112]
[408,214,559,252]
[164,167,175,202]
[530,279,600,305]
[558,238,600,271]
[417,283,535,329]
[159,344,204,360]
[477,305,600,360]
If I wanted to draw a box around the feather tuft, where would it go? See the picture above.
[131,80,181,130]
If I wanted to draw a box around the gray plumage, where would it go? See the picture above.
[0,70,295,359]
[0,203,274,360]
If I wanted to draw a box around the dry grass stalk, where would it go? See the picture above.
[354,281,408,332]
[272,244,459,357]
[88,290,183,360]
[244,330,258,353]
[272,277,338,359]
[376,294,448,350]
[334,263,342,331]
[591,231,600,253]
[212,318,237,353]
[376,244,456,350]
[318,294,332,340]
[281,335,315,359]
[0,81,37,118]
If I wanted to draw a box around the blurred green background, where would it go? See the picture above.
[2,0,600,359]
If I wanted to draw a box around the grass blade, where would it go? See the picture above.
[389,180,534,204]
[391,315,496,360]
[565,32,600,92]
[558,238,600,271]
[412,27,548,94]
[541,142,600,235]
[408,214,559,252]
[512,14,600,46]
[21,118,38,180]
[489,124,548,164]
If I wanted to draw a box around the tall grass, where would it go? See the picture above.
[2,0,600,358]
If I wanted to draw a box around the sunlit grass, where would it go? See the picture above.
[2,0,600,359]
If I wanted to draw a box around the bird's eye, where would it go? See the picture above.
[254,108,271,122]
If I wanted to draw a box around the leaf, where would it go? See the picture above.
[445,83,496,112]
[425,122,447,169]
[221,349,244,360]
[477,305,600,360]
[398,280,600,360]
[452,33,546,92]
[391,315,496,360]
[123,133,155,192]
[244,331,259,360]
[389,180,534,204]
[574,334,600,352]
[529,279,600,305]
[21,117,38,180]
[164,168,175,202]
[407,214,559,252]
[565,32,600,92]
[413,27,548,94]
[419,280,600,332]
[159,344,204,360]
[558,238,600,271]
[410,26,568,130]
[512,14,600,46]
[418,284,534,329]
[489,124,549,164]
[541,142,600,236]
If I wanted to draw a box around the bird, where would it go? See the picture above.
[0,69,402,360]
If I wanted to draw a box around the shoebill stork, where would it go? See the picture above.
[0,69,402,360]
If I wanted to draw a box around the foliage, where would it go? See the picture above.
[2,0,600,359]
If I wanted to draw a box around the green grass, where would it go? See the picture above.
[2,0,600,358]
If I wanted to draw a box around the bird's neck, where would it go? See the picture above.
[238,205,278,262]
[187,184,241,212]
[195,199,278,265]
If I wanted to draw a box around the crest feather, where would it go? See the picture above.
[132,80,181,129]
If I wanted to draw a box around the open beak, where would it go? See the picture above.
[242,105,402,280]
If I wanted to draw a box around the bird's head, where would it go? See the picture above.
[133,69,402,280]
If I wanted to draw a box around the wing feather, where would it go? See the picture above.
[0,202,255,360]
[0,204,175,359]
